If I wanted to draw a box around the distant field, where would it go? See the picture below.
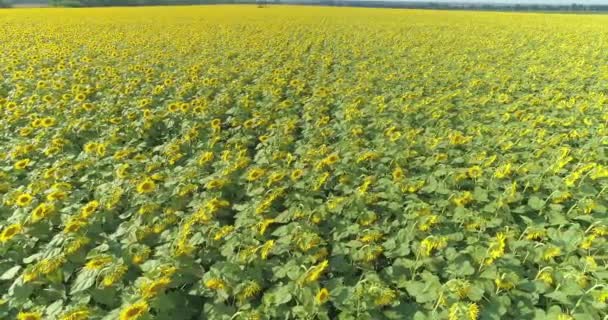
[11,3,49,7]
[1,6,608,320]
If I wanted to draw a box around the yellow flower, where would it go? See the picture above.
[315,288,330,304]
[543,246,561,261]
[37,255,66,275]
[596,290,608,303]
[452,191,473,207]
[266,172,285,186]
[30,202,55,223]
[80,200,100,218]
[15,193,33,207]
[525,229,546,241]
[23,269,38,283]
[258,218,275,235]
[17,311,43,320]
[101,264,128,287]
[238,281,261,301]
[246,168,265,182]
[136,179,156,194]
[96,144,107,156]
[47,190,68,202]
[65,237,90,255]
[0,223,23,243]
[290,168,304,181]
[392,166,404,181]
[205,178,226,190]
[485,232,507,265]
[322,154,339,166]
[213,225,235,241]
[303,260,329,284]
[494,163,512,179]
[211,118,221,132]
[140,276,171,299]
[374,288,397,306]
[41,117,56,128]
[494,277,514,290]
[19,127,33,137]
[260,240,275,259]
[60,309,90,320]
[537,270,553,285]
[419,236,448,256]
[83,142,98,154]
[63,219,87,233]
[14,159,31,170]
[119,301,148,320]
[468,303,480,320]
[197,151,214,165]
[205,278,226,290]
[467,166,483,179]
[75,93,87,102]
[84,255,113,270]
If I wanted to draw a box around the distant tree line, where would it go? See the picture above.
[5,0,608,12]
[46,0,262,7]
[330,0,608,12]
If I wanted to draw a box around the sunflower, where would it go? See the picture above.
[290,168,304,181]
[17,311,43,320]
[31,118,43,128]
[30,203,55,223]
[197,151,214,166]
[204,278,226,290]
[136,179,156,194]
[84,255,113,270]
[47,190,68,202]
[60,308,90,320]
[140,276,171,299]
[80,200,100,218]
[63,220,87,233]
[16,193,33,207]
[211,118,221,131]
[101,264,128,287]
[167,102,180,113]
[41,117,56,128]
[246,168,265,182]
[19,127,33,137]
[119,301,148,320]
[467,165,483,178]
[14,159,31,170]
[74,93,87,102]
[0,223,23,243]
[310,286,329,305]
[83,142,98,154]
[238,281,262,301]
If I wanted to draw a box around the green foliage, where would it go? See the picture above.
[1,5,608,320]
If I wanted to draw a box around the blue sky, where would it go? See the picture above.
[350,0,608,3]
[385,0,606,2]
[367,0,608,4]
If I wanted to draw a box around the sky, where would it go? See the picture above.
[290,0,608,5]
[416,0,606,2]
[368,0,608,4]
[384,0,608,3]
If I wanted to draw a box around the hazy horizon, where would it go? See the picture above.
[288,0,608,5]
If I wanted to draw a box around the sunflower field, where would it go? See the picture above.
[1,5,608,320]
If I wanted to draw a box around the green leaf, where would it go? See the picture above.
[71,270,97,294]
[528,196,544,210]
[544,290,572,305]
[45,300,63,317]
[0,266,21,280]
